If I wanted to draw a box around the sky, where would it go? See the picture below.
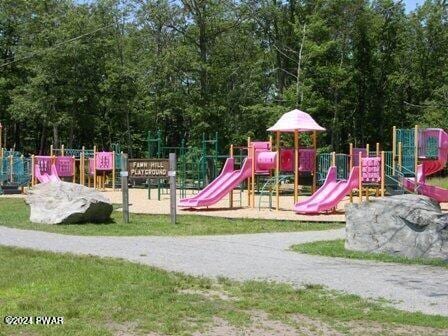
[75,0,422,13]
[404,0,420,12]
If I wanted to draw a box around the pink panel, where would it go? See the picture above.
[280,149,294,172]
[253,142,273,174]
[35,156,52,174]
[252,141,271,151]
[256,152,276,171]
[299,149,316,172]
[56,156,75,177]
[95,152,114,171]
[361,157,381,183]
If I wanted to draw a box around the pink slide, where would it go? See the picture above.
[49,164,61,182]
[403,129,448,202]
[34,164,61,184]
[179,157,252,207]
[294,166,360,214]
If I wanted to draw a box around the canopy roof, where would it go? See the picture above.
[267,109,325,132]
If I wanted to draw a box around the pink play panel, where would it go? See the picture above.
[95,152,114,171]
[55,156,75,177]
[361,157,381,183]
[35,156,52,174]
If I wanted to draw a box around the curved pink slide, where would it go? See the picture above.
[404,129,448,202]
[34,164,61,184]
[179,157,252,208]
[294,166,360,214]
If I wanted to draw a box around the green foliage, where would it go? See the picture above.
[1,246,447,336]
[0,0,447,155]
[291,239,448,268]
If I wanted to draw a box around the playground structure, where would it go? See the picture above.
[295,126,448,213]
[147,130,235,198]
[0,149,32,194]
[0,124,32,194]
[0,114,447,211]
[0,121,120,193]
[179,109,448,214]
[179,110,324,209]
[31,145,119,190]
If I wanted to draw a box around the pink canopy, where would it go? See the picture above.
[267,109,325,132]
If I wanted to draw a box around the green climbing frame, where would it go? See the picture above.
[147,130,224,198]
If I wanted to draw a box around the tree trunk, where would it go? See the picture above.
[39,123,47,155]
[53,124,59,149]
[68,123,74,148]
[296,24,306,107]
[13,122,20,151]
[198,13,208,102]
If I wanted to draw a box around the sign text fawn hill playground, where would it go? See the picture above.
[128,159,169,180]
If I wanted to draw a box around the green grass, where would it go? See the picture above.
[0,246,447,336]
[427,176,448,189]
[0,198,342,236]
[291,240,448,268]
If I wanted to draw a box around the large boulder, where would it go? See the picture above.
[27,181,113,224]
[345,194,448,260]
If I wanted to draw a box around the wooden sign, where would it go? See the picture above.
[128,159,169,179]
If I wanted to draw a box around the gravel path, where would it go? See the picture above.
[1,226,447,317]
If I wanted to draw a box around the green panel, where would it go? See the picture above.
[317,153,332,184]
[420,136,438,158]
[396,129,415,175]
[335,154,349,180]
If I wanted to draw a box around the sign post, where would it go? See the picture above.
[121,153,129,224]
[169,153,177,224]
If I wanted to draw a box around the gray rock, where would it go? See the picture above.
[26,181,113,224]
[345,194,448,260]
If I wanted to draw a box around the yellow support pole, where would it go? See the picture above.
[358,151,363,204]
[31,155,35,186]
[72,156,76,183]
[61,144,65,156]
[349,143,354,170]
[349,143,353,203]
[331,151,336,166]
[366,144,370,157]
[294,129,299,204]
[276,131,280,211]
[50,145,53,156]
[112,151,116,191]
[251,144,255,208]
[381,151,385,197]
[93,145,97,189]
[392,126,396,174]
[247,137,251,207]
[229,144,234,208]
[376,142,379,157]
[414,124,419,175]
[80,147,85,186]
[312,131,317,193]
[0,123,3,149]
[9,155,13,182]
